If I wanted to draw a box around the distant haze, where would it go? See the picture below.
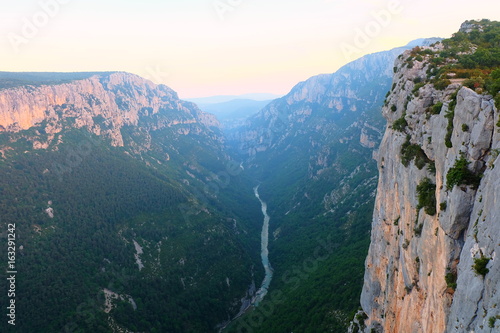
[1,0,499,97]
[185,93,282,104]
[187,94,277,129]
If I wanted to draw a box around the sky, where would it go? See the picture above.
[0,0,499,98]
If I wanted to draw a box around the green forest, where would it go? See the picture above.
[0,128,262,333]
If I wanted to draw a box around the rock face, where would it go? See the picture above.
[0,72,219,147]
[359,39,500,332]
[230,40,441,163]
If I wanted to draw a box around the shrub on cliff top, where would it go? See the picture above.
[434,79,451,91]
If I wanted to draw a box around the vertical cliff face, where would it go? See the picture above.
[0,72,219,147]
[358,21,500,333]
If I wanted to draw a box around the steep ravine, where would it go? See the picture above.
[225,38,441,332]
[358,37,500,332]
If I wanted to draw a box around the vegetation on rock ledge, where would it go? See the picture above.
[400,135,431,169]
[473,256,490,277]
[446,155,482,190]
[416,177,437,216]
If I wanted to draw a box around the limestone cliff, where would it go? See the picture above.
[357,21,500,332]
[230,40,443,165]
[0,72,219,147]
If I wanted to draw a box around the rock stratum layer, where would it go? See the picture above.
[359,22,500,333]
[0,72,218,147]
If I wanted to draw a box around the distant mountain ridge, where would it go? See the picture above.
[231,38,442,161]
[0,72,219,147]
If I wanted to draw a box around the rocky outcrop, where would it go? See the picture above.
[359,36,500,332]
[0,72,219,147]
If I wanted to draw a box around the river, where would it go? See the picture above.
[253,185,273,306]
[217,186,274,332]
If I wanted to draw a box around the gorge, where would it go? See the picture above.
[0,19,499,333]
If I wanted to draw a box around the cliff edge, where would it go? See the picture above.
[356,20,500,332]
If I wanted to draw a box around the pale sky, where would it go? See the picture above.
[0,0,499,98]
